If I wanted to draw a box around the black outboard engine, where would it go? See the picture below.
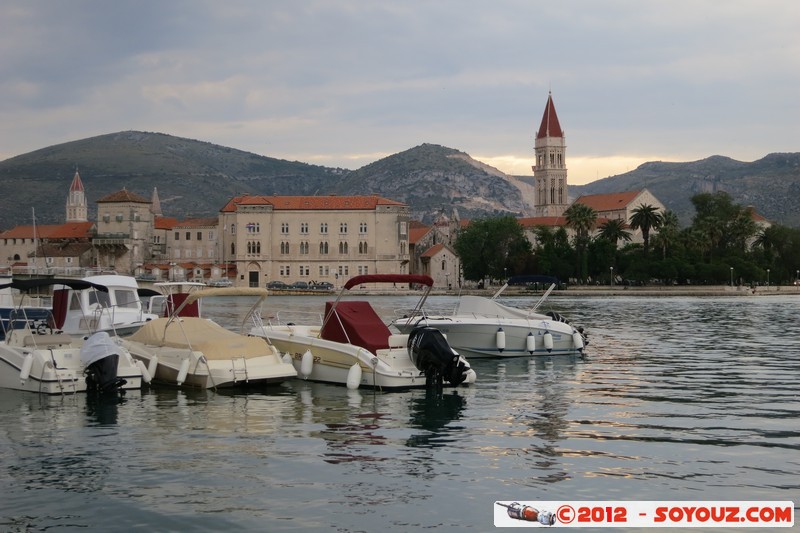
[80,332,127,394]
[408,327,472,389]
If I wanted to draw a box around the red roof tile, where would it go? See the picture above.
[420,243,445,258]
[0,222,94,240]
[409,225,431,244]
[97,188,150,203]
[536,92,563,139]
[154,216,179,230]
[220,194,405,212]
[574,191,642,212]
[69,170,84,192]
[518,216,567,228]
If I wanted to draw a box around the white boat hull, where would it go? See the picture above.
[395,317,583,359]
[121,317,297,389]
[251,325,464,389]
[0,334,142,394]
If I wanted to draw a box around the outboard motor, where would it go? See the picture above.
[80,332,127,394]
[408,327,473,389]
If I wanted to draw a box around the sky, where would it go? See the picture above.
[1,1,798,186]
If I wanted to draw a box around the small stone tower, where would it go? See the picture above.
[532,92,569,217]
[66,169,88,222]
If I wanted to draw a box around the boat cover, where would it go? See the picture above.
[320,301,391,354]
[455,295,543,320]
[128,317,271,360]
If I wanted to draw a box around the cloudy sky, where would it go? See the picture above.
[2,1,798,185]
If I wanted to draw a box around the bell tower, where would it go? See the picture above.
[66,169,88,222]
[532,92,568,217]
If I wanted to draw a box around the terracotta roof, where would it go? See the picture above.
[574,190,643,212]
[154,216,179,230]
[420,243,445,258]
[220,194,405,212]
[97,188,151,204]
[409,225,431,244]
[174,217,218,228]
[69,170,84,192]
[0,222,94,240]
[536,92,563,139]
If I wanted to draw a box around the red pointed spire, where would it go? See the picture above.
[536,92,563,139]
[69,169,85,192]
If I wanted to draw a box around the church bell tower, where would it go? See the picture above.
[532,92,568,217]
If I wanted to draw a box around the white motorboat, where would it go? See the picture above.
[52,274,159,336]
[250,274,476,390]
[0,278,145,394]
[121,285,296,389]
[391,279,588,359]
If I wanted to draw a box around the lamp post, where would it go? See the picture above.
[610,266,614,287]
[767,268,770,288]
[730,267,733,288]
[796,269,799,291]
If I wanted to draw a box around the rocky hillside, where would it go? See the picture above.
[1,131,798,230]
[569,153,800,226]
[332,143,531,222]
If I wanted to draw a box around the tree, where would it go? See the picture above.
[564,203,598,281]
[453,216,532,281]
[598,219,632,248]
[629,203,663,258]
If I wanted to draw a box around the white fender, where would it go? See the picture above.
[496,327,506,352]
[346,363,362,390]
[135,359,152,383]
[281,352,293,365]
[463,368,477,384]
[176,358,190,386]
[543,331,553,352]
[19,353,34,382]
[572,331,585,352]
[300,349,314,378]
[526,332,536,353]
[147,355,159,378]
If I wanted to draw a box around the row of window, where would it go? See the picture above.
[277,265,371,277]
[101,213,142,223]
[174,231,216,242]
[232,222,371,235]
[244,241,370,255]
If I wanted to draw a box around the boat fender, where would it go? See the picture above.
[463,367,477,384]
[19,353,34,383]
[346,363,362,390]
[176,358,190,386]
[300,349,313,378]
[147,355,159,378]
[543,331,553,352]
[281,352,293,365]
[572,331,585,352]
[526,332,536,354]
[135,359,152,383]
[496,327,506,352]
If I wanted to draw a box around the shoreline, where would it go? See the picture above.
[270,285,799,298]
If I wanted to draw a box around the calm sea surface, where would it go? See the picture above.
[1,293,798,531]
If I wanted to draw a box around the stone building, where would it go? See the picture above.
[218,194,411,288]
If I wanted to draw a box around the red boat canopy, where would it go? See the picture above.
[343,274,433,290]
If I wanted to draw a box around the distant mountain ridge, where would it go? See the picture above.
[569,153,800,226]
[0,130,798,230]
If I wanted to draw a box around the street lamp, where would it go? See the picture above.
[730,267,733,288]
[767,269,770,287]
[610,266,614,287]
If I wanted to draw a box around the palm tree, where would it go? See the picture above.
[564,203,597,281]
[629,204,663,258]
[653,210,680,259]
[598,219,632,248]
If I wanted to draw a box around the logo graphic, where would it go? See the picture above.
[496,501,556,526]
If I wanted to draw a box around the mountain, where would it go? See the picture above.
[0,133,531,229]
[1,130,799,230]
[332,143,532,222]
[0,131,338,228]
[569,153,800,227]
